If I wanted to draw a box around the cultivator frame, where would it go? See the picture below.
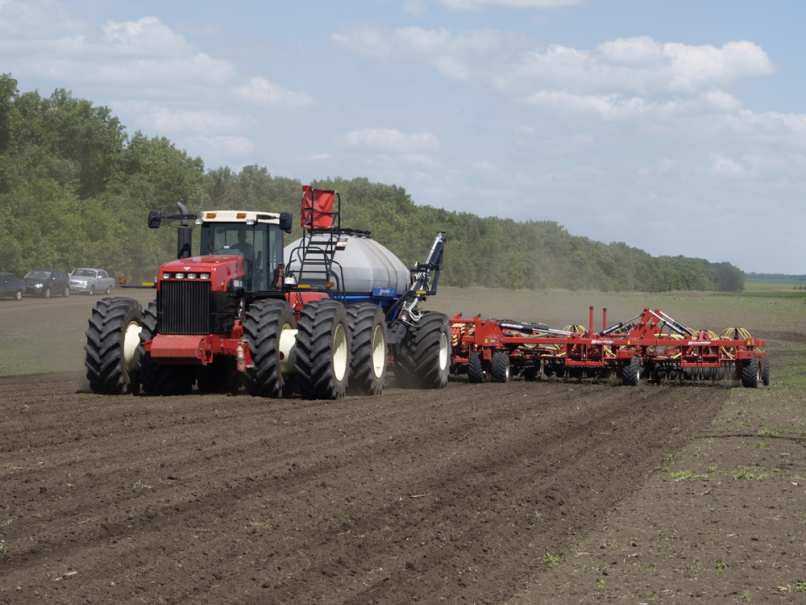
[450,307,769,388]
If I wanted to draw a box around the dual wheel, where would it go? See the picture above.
[467,350,511,383]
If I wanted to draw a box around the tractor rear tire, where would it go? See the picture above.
[490,351,510,383]
[139,301,195,396]
[295,300,351,399]
[244,299,296,398]
[761,356,770,386]
[84,297,143,394]
[741,358,760,388]
[622,356,641,386]
[397,312,451,389]
[347,303,387,396]
[467,351,484,384]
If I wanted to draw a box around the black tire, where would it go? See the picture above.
[89,286,95,296]
[139,301,195,396]
[105,286,112,295]
[84,297,143,394]
[490,351,510,383]
[523,365,539,382]
[295,300,351,399]
[244,299,296,398]
[347,303,387,395]
[622,356,641,386]
[761,356,770,386]
[741,358,760,388]
[467,351,484,384]
[397,312,450,389]
[14,290,22,301]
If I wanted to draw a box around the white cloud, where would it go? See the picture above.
[345,128,440,153]
[236,77,314,108]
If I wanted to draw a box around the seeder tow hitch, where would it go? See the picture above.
[450,307,769,388]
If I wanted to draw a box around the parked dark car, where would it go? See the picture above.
[0,272,25,300]
[24,270,71,298]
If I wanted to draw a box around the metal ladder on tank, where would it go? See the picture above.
[289,191,346,292]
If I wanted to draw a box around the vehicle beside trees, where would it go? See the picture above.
[0,272,24,300]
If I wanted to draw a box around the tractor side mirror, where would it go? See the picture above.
[279,212,293,234]
[147,210,162,229]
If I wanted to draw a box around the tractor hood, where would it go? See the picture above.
[158,255,244,293]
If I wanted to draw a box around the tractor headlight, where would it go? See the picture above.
[175,272,185,279]
[200,273,210,280]
[162,273,172,280]
[187,273,197,279]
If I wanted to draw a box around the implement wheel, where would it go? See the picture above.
[84,297,143,394]
[761,356,770,386]
[467,351,484,384]
[295,300,351,399]
[741,358,760,388]
[397,311,451,389]
[244,299,296,398]
[139,301,195,396]
[490,351,510,383]
[347,303,387,396]
[622,356,641,387]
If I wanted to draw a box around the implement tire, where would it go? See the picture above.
[295,300,351,400]
[84,297,143,394]
[397,312,451,389]
[244,299,296,398]
[347,303,387,396]
[761,356,770,386]
[490,351,510,383]
[622,356,641,387]
[741,358,760,388]
[139,301,195,396]
[467,351,484,384]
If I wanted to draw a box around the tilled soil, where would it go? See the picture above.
[0,374,724,604]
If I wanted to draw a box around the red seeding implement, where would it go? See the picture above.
[450,307,769,388]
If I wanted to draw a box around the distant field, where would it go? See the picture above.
[0,285,803,378]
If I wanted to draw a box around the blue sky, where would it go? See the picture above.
[2,0,805,273]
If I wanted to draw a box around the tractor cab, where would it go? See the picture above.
[197,211,290,293]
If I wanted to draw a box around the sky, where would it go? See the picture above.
[1,0,804,273]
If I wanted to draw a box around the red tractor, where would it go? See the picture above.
[84,188,450,398]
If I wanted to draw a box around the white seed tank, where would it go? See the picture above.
[284,232,411,295]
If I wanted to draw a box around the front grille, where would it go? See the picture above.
[159,281,211,335]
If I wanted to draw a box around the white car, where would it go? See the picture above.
[70,268,116,295]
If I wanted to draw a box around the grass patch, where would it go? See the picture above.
[714,559,727,575]
[731,467,770,481]
[794,580,806,593]
[543,552,562,569]
[669,469,708,481]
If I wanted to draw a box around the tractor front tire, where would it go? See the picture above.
[467,351,484,384]
[139,301,194,396]
[741,358,760,388]
[622,356,642,386]
[490,351,510,383]
[347,303,387,396]
[84,297,143,394]
[397,312,451,389]
[295,300,351,400]
[244,299,296,398]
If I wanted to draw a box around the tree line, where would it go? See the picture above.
[0,75,744,292]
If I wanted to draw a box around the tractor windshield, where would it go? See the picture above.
[199,222,283,292]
